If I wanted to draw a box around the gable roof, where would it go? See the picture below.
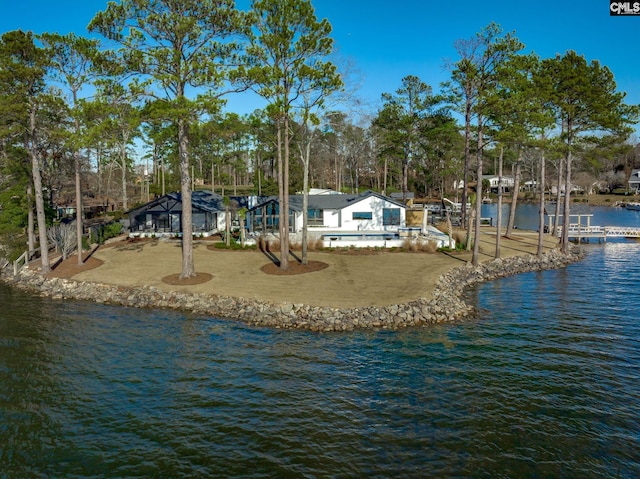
[249,190,406,212]
[629,169,640,184]
[128,190,226,216]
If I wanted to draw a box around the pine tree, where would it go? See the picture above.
[90,0,250,278]
[248,0,338,270]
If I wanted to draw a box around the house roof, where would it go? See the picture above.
[629,169,640,184]
[128,190,226,216]
[129,190,407,216]
[249,190,406,212]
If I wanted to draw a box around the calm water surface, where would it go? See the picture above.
[1,206,639,478]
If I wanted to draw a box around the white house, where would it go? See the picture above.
[629,169,640,193]
[247,190,407,234]
[482,175,515,193]
[550,184,584,195]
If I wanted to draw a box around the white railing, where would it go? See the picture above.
[13,251,29,276]
[557,225,640,238]
[604,226,640,237]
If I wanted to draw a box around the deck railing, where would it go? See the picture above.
[13,251,29,276]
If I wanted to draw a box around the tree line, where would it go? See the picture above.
[1,0,638,274]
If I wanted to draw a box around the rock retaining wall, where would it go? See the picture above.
[2,248,583,331]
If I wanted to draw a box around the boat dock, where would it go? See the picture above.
[551,213,640,242]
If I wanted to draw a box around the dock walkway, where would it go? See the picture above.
[550,212,640,241]
[560,224,640,241]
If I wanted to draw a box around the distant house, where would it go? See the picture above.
[629,169,640,193]
[482,175,515,193]
[550,184,584,195]
[247,190,407,234]
[127,190,231,236]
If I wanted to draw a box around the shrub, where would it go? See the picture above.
[453,231,466,248]
[213,240,256,251]
[401,238,439,253]
[420,240,438,253]
[402,238,418,252]
[308,237,324,250]
[104,222,123,239]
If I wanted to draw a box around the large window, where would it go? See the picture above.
[352,211,372,220]
[308,209,323,226]
[383,208,401,226]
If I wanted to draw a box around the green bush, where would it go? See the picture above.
[90,222,123,245]
[103,222,123,239]
[213,240,256,250]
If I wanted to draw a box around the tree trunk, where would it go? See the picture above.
[562,142,572,254]
[495,146,503,259]
[225,206,230,246]
[382,156,388,196]
[29,107,50,273]
[276,121,287,269]
[553,158,563,236]
[178,118,196,278]
[75,149,84,265]
[461,93,472,227]
[402,156,409,202]
[537,147,546,257]
[301,139,311,265]
[74,94,84,266]
[281,114,290,270]
[472,115,483,266]
[505,152,522,238]
[121,140,128,211]
[27,186,35,256]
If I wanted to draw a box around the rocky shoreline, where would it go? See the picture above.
[2,247,583,331]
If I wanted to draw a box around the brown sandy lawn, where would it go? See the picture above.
[47,237,331,282]
[52,229,560,308]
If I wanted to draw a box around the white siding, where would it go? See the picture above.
[340,197,406,231]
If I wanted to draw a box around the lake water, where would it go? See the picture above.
[1,205,639,478]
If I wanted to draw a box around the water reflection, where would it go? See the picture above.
[1,235,640,477]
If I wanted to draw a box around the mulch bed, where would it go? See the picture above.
[44,253,104,280]
[260,260,329,276]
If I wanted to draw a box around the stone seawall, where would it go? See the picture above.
[3,248,583,331]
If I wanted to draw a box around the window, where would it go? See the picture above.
[383,208,401,226]
[352,211,372,220]
[308,209,323,226]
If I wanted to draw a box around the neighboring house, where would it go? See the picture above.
[482,175,515,193]
[247,190,407,234]
[629,169,640,193]
[550,184,584,195]
[127,190,231,236]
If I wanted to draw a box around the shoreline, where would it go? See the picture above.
[2,244,584,332]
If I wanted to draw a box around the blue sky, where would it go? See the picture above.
[1,0,638,129]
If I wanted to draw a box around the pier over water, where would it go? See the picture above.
[551,213,640,241]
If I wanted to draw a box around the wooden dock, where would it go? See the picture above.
[550,213,640,242]
[561,225,640,241]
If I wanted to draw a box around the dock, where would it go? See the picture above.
[550,213,640,242]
